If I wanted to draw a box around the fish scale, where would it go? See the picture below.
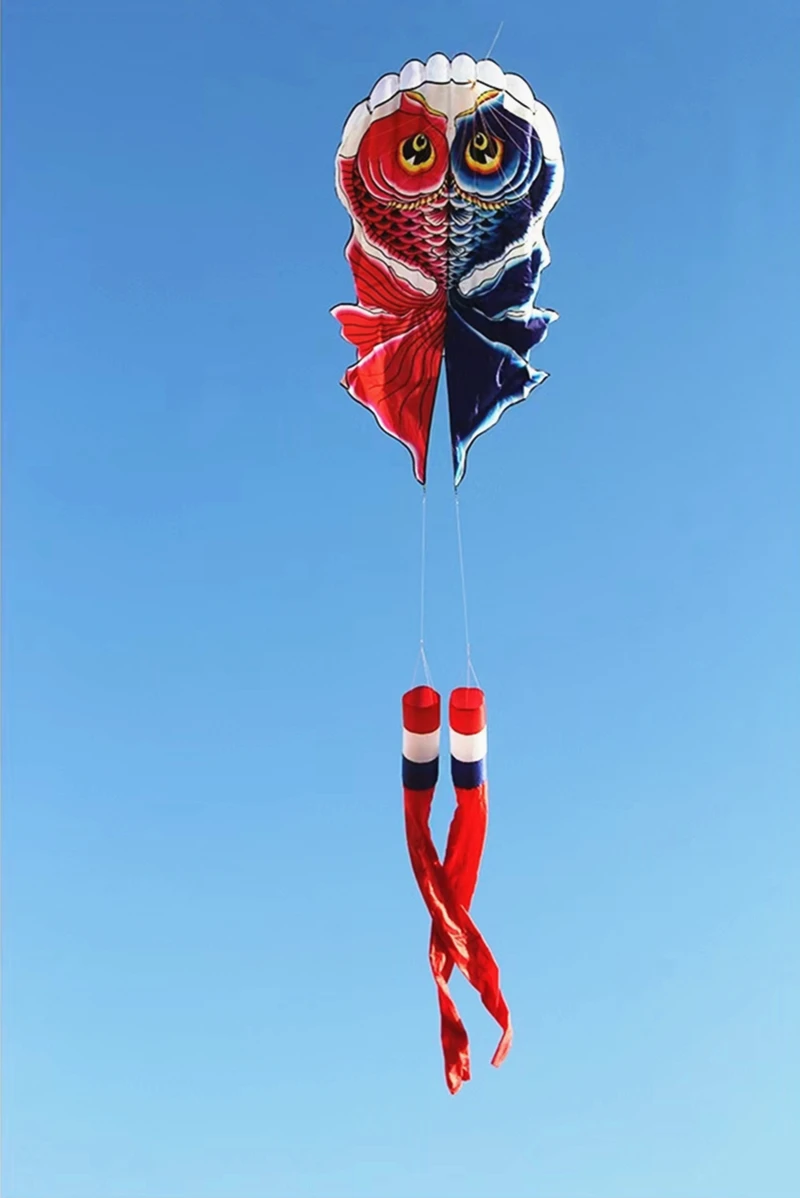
[447,191,534,293]
[446,192,508,290]
[345,163,448,288]
[342,161,534,299]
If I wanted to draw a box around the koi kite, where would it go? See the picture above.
[333,53,564,1093]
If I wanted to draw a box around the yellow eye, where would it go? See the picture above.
[399,132,436,173]
[465,130,503,174]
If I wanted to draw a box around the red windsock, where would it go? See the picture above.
[402,685,513,1093]
[432,688,512,1089]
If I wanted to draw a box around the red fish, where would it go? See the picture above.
[332,92,448,483]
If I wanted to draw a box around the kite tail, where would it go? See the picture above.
[401,686,467,1092]
[402,686,512,1091]
[428,933,471,1093]
[428,688,491,1092]
[447,688,512,1068]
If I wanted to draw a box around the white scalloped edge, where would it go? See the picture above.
[368,53,534,114]
[338,53,562,168]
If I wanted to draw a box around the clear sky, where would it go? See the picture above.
[3,2,799,1196]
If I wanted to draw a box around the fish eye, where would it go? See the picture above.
[465,130,503,174]
[399,132,435,173]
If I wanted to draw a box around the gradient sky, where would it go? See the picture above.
[3,2,799,1197]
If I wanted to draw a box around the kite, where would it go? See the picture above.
[333,52,564,1093]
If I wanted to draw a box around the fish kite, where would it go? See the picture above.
[333,53,564,1093]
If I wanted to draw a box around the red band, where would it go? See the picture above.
[403,686,441,734]
[449,687,486,736]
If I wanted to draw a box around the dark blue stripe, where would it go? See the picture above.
[403,756,439,791]
[451,756,486,789]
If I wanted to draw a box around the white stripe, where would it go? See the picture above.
[450,727,487,763]
[403,728,440,764]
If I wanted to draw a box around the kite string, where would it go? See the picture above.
[485,20,504,61]
[414,486,433,688]
[454,488,480,689]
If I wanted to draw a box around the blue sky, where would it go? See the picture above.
[3,1,799,1196]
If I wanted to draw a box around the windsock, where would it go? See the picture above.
[402,685,512,1092]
